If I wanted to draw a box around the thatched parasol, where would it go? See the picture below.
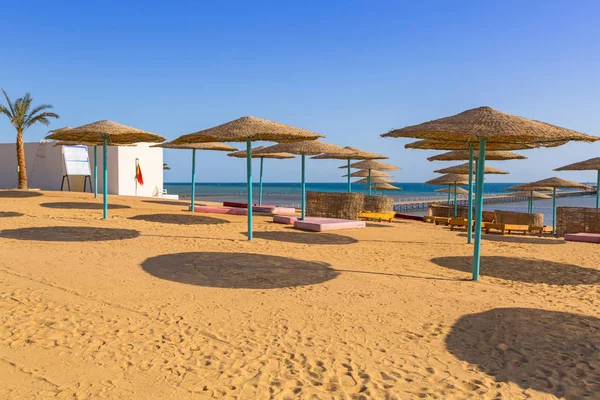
[428,150,527,161]
[433,163,509,175]
[354,177,394,184]
[339,160,400,171]
[436,187,469,195]
[509,177,592,233]
[46,121,165,219]
[228,146,295,205]
[312,146,388,194]
[152,141,238,211]
[555,157,600,208]
[344,170,392,178]
[373,182,402,194]
[426,174,469,218]
[383,107,599,280]
[258,141,351,219]
[504,190,552,214]
[170,117,323,240]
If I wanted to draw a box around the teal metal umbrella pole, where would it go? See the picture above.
[190,149,197,212]
[102,137,108,219]
[301,154,306,219]
[467,145,474,243]
[596,170,599,209]
[552,187,557,234]
[246,139,253,240]
[347,159,352,193]
[259,157,264,205]
[447,185,451,204]
[472,137,487,281]
[367,169,372,195]
[453,183,458,218]
[93,145,98,199]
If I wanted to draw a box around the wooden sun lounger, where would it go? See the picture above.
[529,225,553,234]
[434,217,451,226]
[359,211,395,223]
[423,215,436,223]
[449,218,474,231]
[484,222,529,235]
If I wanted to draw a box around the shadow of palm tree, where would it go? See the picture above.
[0,212,23,218]
[431,256,600,285]
[0,226,140,242]
[129,214,229,225]
[456,233,563,245]
[252,231,358,245]
[445,308,600,399]
[0,190,43,198]
[141,252,339,289]
[40,202,131,210]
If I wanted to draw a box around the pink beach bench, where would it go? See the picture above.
[273,215,299,225]
[190,205,247,215]
[293,217,366,232]
[564,233,600,244]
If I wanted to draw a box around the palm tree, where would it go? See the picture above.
[0,89,59,189]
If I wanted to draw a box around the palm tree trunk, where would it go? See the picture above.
[16,131,28,189]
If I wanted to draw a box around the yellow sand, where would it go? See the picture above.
[0,190,599,399]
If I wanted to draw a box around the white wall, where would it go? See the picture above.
[0,141,163,197]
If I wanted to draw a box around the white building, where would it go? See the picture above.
[0,141,166,198]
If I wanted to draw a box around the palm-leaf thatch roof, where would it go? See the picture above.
[433,163,509,175]
[508,177,592,190]
[312,146,387,160]
[52,140,134,147]
[405,139,539,151]
[46,120,165,144]
[508,191,553,199]
[382,106,598,145]
[374,183,402,190]
[152,141,238,152]
[354,177,394,184]
[227,146,295,159]
[427,150,527,161]
[338,160,400,171]
[505,184,555,192]
[171,116,324,144]
[425,174,470,185]
[554,157,600,171]
[343,169,392,178]
[255,140,351,156]
[435,187,469,195]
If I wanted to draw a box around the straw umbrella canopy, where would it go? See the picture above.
[258,141,352,219]
[373,182,402,194]
[555,157,600,208]
[339,160,400,170]
[436,187,469,195]
[507,177,592,234]
[152,141,238,211]
[170,116,323,240]
[433,163,509,175]
[228,146,295,205]
[505,189,553,214]
[312,146,388,194]
[426,174,469,218]
[428,150,527,162]
[383,106,599,280]
[354,177,394,184]
[46,121,165,219]
[344,170,392,178]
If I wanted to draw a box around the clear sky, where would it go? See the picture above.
[1,0,599,183]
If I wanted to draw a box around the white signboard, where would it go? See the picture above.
[62,145,91,176]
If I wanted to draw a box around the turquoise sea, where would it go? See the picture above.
[164,182,597,225]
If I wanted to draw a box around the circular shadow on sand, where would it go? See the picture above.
[129,214,229,225]
[0,226,140,242]
[456,233,564,245]
[0,190,43,198]
[431,256,600,285]
[252,231,358,245]
[40,202,131,210]
[446,308,600,399]
[142,200,192,207]
[0,212,24,218]
[141,252,339,289]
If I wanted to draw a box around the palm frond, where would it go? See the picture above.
[29,103,54,116]
[1,89,16,117]
[0,104,12,118]
[25,112,59,128]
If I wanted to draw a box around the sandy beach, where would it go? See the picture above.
[1,189,599,399]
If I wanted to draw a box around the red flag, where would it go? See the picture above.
[135,163,144,185]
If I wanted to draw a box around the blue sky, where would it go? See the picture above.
[1,0,599,183]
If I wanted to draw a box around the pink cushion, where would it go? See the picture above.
[273,215,298,224]
[191,205,247,215]
[294,217,366,232]
[564,233,600,243]
[223,202,276,209]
